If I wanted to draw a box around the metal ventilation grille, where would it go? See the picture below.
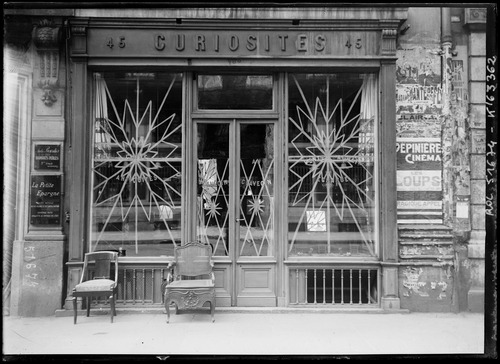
[289,267,379,306]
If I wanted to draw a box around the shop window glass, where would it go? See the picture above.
[91,72,183,257]
[197,74,273,110]
[196,124,230,256]
[195,123,275,257]
[287,73,377,257]
[237,124,275,256]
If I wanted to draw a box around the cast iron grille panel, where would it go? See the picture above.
[89,267,168,307]
[289,266,379,306]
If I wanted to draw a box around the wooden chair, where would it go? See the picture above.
[72,251,118,324]
[163,241,215,323]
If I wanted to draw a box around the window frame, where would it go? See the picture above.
[87,71,185,257]
[191,72,280,119]
[284,71,381,260]
[69,64,396,266]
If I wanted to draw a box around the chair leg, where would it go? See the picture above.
[113,292,117,316]
[165,299,170,323]
[73,296,78,324]
[86,297,91,317]
[210,300,215,323]
[110,295,115,323]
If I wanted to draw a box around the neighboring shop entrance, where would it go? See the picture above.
[196,119,278,306]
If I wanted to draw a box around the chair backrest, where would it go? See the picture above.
[82,251,118,282]
[174,241,213,278]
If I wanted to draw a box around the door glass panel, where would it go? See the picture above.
[90,72,183,257]
[197,74,273,110]
[287,73,377,257]
[238,124,275,256]
[196,124,230,256]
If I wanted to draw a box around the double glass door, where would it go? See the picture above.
[196,120,276,305]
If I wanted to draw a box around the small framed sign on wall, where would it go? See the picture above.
[34,143,61,171]
[30,175,62,226]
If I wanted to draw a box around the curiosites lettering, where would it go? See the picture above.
[154,33,328,53]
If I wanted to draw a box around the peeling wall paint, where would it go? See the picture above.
[402,267,426,295]
[400,265,454,311]
[442,46,471,231]
[402,266,450,299]
[396,8,477,313]
[396,8,471,231]
[399,244,454,258]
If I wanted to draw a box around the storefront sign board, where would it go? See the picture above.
[87,29,379,58]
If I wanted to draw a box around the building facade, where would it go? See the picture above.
[3,4,495,316]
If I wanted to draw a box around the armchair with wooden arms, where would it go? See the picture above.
[72,251,119,324]
[163,241,215,323]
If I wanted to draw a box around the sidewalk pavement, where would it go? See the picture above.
[3,308,486,357]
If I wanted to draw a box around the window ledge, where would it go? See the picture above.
[284,257,380,265]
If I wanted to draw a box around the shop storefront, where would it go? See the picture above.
[4,5,491,316]
[62,9,405,309]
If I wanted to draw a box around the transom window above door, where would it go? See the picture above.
[197,74,274,110]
